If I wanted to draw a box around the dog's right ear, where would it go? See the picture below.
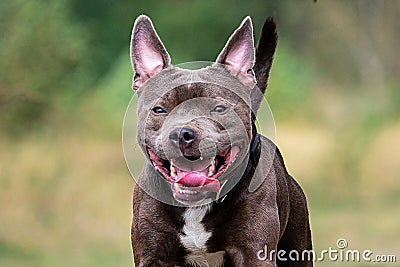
[130,15,171,90]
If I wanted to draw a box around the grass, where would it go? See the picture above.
[0,132,134,266]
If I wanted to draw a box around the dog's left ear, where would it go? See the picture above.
[216,16,256,82]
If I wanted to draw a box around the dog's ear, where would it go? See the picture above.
[253,17,277,94]
[130,15,171,90]
[216,16,255,81]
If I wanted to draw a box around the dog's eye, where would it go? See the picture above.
[212,105,228,113]
[152,106,167,114]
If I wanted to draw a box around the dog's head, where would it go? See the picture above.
[130,15,277,205]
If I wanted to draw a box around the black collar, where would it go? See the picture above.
[249,113,262,169]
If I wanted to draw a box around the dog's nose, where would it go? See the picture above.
[169,127,196,148]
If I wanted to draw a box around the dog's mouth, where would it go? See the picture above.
[147,146,240,202]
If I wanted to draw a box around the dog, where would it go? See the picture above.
[129,14,313,267]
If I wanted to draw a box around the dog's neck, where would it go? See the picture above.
[216,117,261,203]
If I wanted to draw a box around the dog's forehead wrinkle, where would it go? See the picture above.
[138,66,253,109]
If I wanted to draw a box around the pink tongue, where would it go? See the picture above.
[175,172,220,193]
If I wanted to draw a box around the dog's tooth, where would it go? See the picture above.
[200,156,203,161]
[175,186,199,195]
[171,165,177,178]
[208,159,215,177]
[181,189,198,195]
[170,160,177,178]
[174,183,180,192]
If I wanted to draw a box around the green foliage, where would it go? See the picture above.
[266,43,315,120]
[0,0,88,133]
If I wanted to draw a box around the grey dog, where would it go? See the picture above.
[128,14,313,267]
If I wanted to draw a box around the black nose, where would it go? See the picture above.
[169,127,196,148]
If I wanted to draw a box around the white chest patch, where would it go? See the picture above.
[180,205,225,267]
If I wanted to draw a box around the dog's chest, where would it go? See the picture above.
[180,206,225,267]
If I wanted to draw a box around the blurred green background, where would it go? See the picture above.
[0,0,399,266]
